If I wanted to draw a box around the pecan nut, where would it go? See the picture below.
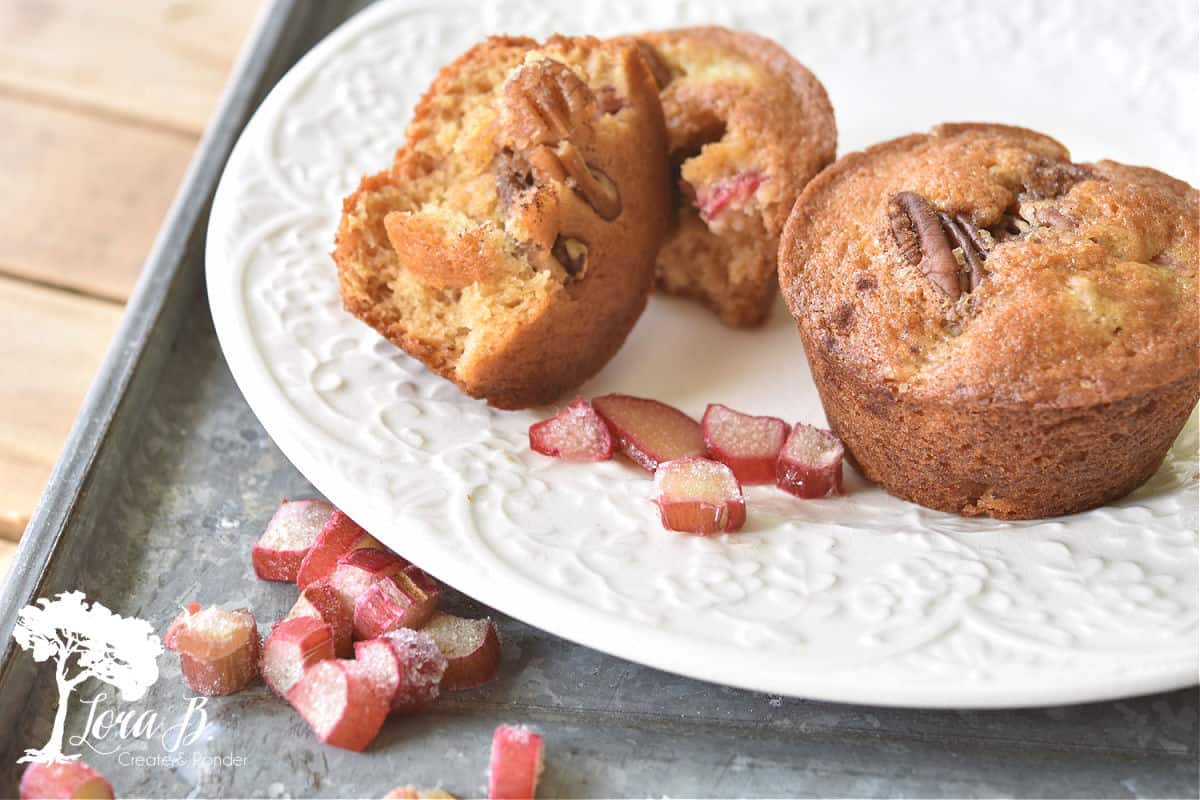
[888,192,990,299]
[528,142,621,220]
[552,236,589,278]
[500,59,597,149]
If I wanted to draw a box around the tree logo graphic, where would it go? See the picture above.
[12,591,164,764]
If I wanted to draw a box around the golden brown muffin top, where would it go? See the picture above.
[634,26,836,237]
[780,123,1199,407]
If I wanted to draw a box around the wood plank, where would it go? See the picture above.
[0,0,261,134]
[0,94,197,301]
[0,275,123,540]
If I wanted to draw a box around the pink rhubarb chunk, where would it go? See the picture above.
[353,564,442,639]
[528,397,613,462]
[261,616,335,697]
[163,601,201,651]
[380,628,448,712]
[327,548,410,621]
[253,498,335,582]
[20,761,114,800]
[776,423,845,498]
[692,171,765,222]
[421,611,502,690]
[287,659,389,752]
[701,403,788,484]
[591,393,705,472]
[288,581,354,657]
[296,510,383,590]
[174,606,260,696]
[654,457,746,535]
[488,725,544,800]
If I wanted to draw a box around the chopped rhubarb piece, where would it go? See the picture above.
[352,638,402,710]
[253,498,335,582]
[528,397,613,462]
[654,457,746,534]
[421,611,502,690]
[20,760,114,800]
[163,601,201,651]
[288,659,389,752]
[591,394,705,471]
[693,171,765,222]
[702,403,789,484]
[262,616,335,697]
[776,423,845,499]
[353,633,446,715]
[353,565,442,639]
[328,549,410,621]
[488,725,544,800]
[380,628,447,712]
[383,789,457,800]
[174,606,260,696]
[296,510,383,590]
[288,582,354,657]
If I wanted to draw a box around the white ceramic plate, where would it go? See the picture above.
[206,0,1199,707]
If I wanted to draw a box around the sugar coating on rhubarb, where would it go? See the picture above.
[782,424,842,464]
[552,402,607,450]
[289,660,351,734]
[261,498,335,548]
[655,457,740,502]
[177,607,254,658]
[703,404,787,455]
[383,628,447,710]
[529,398,612,461]
[288,657,391,751]
[422,613,489,657]
[175,606,259,696]
[421,612,502,690]
[352,638,403,705]
[262,617,334,696]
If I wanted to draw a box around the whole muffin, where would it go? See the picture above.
[630,27,835,327]
[335,36,670,409]
[779,123,1199,519]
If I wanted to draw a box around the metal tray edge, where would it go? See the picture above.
[0,0,341,678]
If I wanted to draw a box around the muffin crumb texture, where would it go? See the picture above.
[335,35,669,409]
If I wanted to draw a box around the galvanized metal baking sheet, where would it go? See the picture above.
[2,306,1197,797]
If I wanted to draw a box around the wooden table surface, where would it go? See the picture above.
[0,0,263,579]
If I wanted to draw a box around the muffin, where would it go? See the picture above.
[779,123,1199,519]
[630,27,836,327]
[335,35,670,409]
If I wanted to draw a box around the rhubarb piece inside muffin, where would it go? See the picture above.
[631,27,836,327]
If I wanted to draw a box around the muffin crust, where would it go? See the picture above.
[780,123,1199,518]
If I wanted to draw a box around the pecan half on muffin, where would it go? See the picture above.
[335,36,670,409]
[779,123,1199,519]
[627,26,836,327]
